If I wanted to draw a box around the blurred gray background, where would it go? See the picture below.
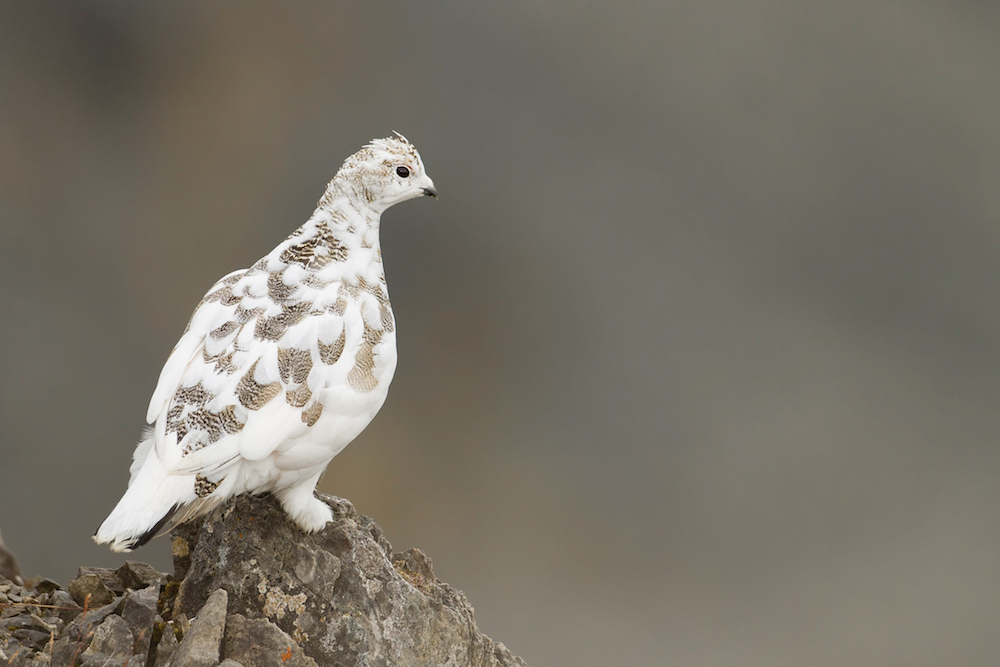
[2,2,999,665]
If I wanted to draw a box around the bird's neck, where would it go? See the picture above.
[259,191,382,284]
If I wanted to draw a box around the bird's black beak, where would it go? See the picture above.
[422,187,438,198]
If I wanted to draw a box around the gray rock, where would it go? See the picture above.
[153,620,178,667]
[4,613,60,637]
[47,590,81,624]
[24,652,47,667]
[165,588,227,667]
[76,567,126,595]
[223,614,317,667]
[11,629,51,651]
[218,660,245,667]
[173,493,527,667]
[119,584,159,659]
[115,562,165,591]
[63,596,123,639]
[5,647,31,667]
[67,574,115,608]
[49,635,75,667]
[31,613,63,636]
[82,614,133,659]
[4,614,43,630]
[55,595,125,666]
[33,579,61,596]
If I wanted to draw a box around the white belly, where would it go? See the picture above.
[269,327,397,475]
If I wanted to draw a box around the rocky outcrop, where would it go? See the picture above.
[171,493,525,666]
[0,493,526,667]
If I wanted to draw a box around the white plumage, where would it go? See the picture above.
[95,135,436,552]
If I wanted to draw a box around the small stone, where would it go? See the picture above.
[82,614,133,659]
[4,615,40,630]
[218,660,245,667]
[62,596,124,650]
[223,614,318,667]
[31,613,63,636]
[75,567,125,595]
[33,579,61,596]
[8,646,34,667]
[68,574,115,608]
[3,614,60,648]
[153,621,178,667]
[119,585,158,658]
[50,635,75,667]
[115,562,165,591]
[12,628,51,650]
[47,590,81,624]
[165,588,227,667]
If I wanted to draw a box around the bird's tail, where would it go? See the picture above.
[94,445,196,552]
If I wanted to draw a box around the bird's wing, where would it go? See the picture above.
[146,269,248,424]
[142,266,354,478]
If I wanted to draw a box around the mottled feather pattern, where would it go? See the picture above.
[95,134,437,552]
[163,242,396,460]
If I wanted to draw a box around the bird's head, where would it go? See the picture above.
[333,133,437,212]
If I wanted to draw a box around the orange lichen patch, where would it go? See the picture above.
[392,559,433,594]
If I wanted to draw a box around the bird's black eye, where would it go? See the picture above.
[396,165,411,178]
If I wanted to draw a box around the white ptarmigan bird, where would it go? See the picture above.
[95,135,436,552]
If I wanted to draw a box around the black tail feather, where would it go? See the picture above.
[128,503,182,551]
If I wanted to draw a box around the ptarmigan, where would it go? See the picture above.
[95,134,436,552]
